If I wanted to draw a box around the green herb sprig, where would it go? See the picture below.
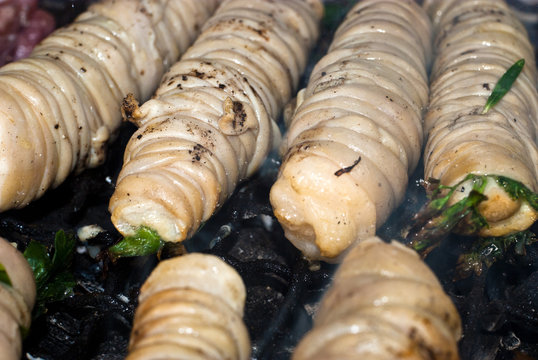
[108,226,163,259]
[23,230,77,318]
[406,174,538,254]
[495,175,538,209]
[457,230,537,277]
[0,262,12,287]
[482,58,525,114]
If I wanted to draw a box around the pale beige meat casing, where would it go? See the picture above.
[422,0,538,236]
[270,0,432,262]
[0,0,218,212]
[109,0,323,243]
[292,237,462,360]
[126,253,250,360]
[0,237,36,360]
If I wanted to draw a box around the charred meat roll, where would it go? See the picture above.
[0,0,218,212]
[126,253,250,360]
[109,0,323,243]
[0,237,36,360]
[292,237,462,360]
[420,0,538,237]
[269,0,432,261]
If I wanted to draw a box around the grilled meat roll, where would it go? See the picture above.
[269,0,432,261]
[109,0,323,243]
[0,0,218,212]
[0,237,36,360]
[422,0,538,236]
[292,237,462,360]
[127,253,250,360]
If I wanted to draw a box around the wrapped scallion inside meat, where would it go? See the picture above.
[410,0,538,248]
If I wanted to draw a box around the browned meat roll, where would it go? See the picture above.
[0,0,218,212]
[126,253,250,360]
[422,0,538,236]
[270,0,432,261]
[109,0,323,243]
[292,237,462,360]
[0,237,36,360]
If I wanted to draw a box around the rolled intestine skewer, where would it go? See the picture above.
[270,0,432,261]
[0,237,36,360]
[292,237,462,360]
[109,0,323,244]
[0,0,218,212]
[421,0,538,237]
[126,253,250,360]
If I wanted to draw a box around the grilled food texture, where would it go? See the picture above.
[269,0,433,261]
[126,253,250,360]
[292,237,462,360]
[0,237,36,360]
[0,0,218,212]
[421,0,538,236]
[109,0,323,243]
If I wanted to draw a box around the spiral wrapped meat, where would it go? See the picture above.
[0,237,36,360]
[269,0,432,261]
[292,237,462,360]
[127,253,250,360]
[422,0,538,236]
[109,0,323,243]
[0,0,218,212]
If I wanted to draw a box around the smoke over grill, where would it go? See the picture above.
[0,1,537,359]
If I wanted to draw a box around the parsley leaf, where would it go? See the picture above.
[108,226,163,259]
[457,230,537,277]
[24,230,76,318]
